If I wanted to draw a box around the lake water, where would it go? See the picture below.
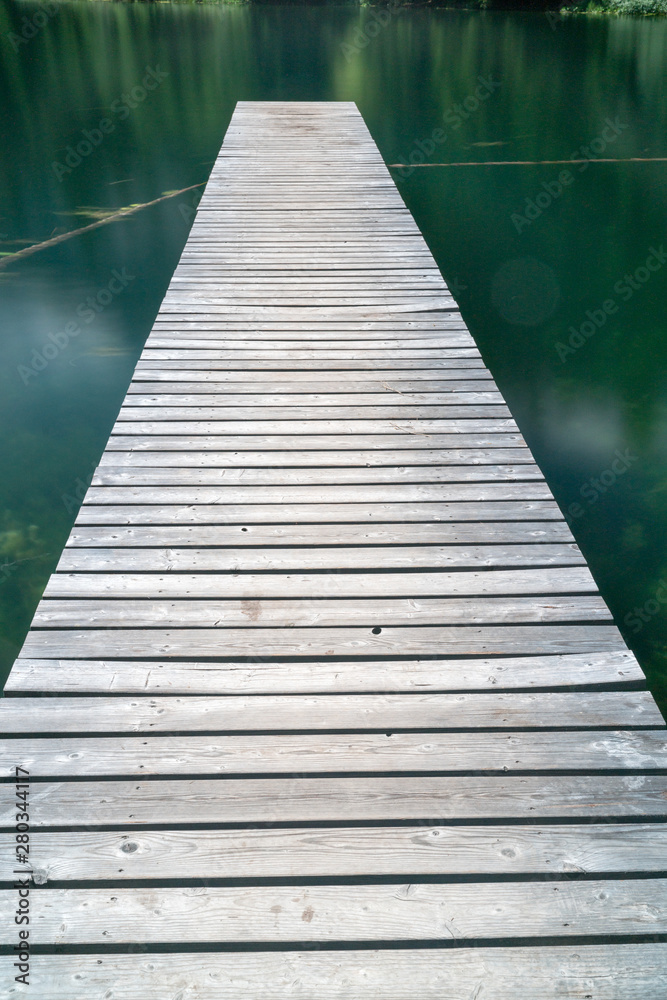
[1,1,666,711]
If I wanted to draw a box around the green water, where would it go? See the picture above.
[1,1,666,711]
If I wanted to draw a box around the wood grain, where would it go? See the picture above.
[2,946,667,999]
[3,101,665,989]
[0,691,659,733]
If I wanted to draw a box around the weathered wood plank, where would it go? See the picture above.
[140,308,463,323]
[2,880,666,944]
[128,370,495,383]
[83,485,551,506]
[146,335,477,346]
[108,421,520,438]
[138,350,481,361]
[3,730,665,778]
[43,566,598,598]
[164,276,451,284]
[123,392,501,405]
[5,650,643,694]
[133,359,490,370]
[2,946,667,999]
[92,464,544,484]
[125,382,498,395]
[31,596,611,629]
[2,775,667,828]
[96,450,537,469]
[73,502,565,525]
[168,264,446,272]
[2,823,664,882]
[16,624,628,659]
[0,691,658,734]
[161,285,455,296]
[105,437,529,454]
[145,319,470,332]
[116,405,512,420]
[55,543,584,572]
[144,335,477,348]
[63,523,577,547]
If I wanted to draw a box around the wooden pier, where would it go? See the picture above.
[2,102,667,997]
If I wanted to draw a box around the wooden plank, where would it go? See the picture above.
[166,266,448,274]
[142,321,471,329]
[164,277,450,288]
[63,523,577,547]
[5,650,643,694]
[125,379,494,391]
[108,421,520,438]
[123,392,501,404]
[55,543,585,572]
[145,331,476,342]
[139,350,483,362]
[16,624,628,660]
[83,485,550,505]
[116,405,512,420]
[177,214,426,222]
[143,306,460,321]
[105,437,529,454]
[3,775,667,828]
[177,220,425,227]
[0,691,658,734]
[72,502,565,525]
[96,450,540,469]
[3,947,664,999]
[135,362,486,374]
[147,312,465,319]
[173,259,441,267]
[2,880,666,944]
[2,823,664,882]
[167,232,429,240]
[146,346,486,357]
[145,319,469,331]
[92,463,544,482]
[127,370,496,383]
[3,730,665,777]
[157,286,462,292]
[147,314,463,323]
[31,596,611,628]
[43,566,598,597]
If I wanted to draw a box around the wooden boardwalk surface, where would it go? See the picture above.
[2,101,667,997]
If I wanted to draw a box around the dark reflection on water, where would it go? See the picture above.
[1,2,666,711]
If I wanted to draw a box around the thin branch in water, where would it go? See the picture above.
[388,158,667,168]
[0,182,205,272]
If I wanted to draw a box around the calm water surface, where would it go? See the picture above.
[1,1,666,710]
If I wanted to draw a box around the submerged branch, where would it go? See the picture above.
[0,182,205,272]
[389,158,667,167]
